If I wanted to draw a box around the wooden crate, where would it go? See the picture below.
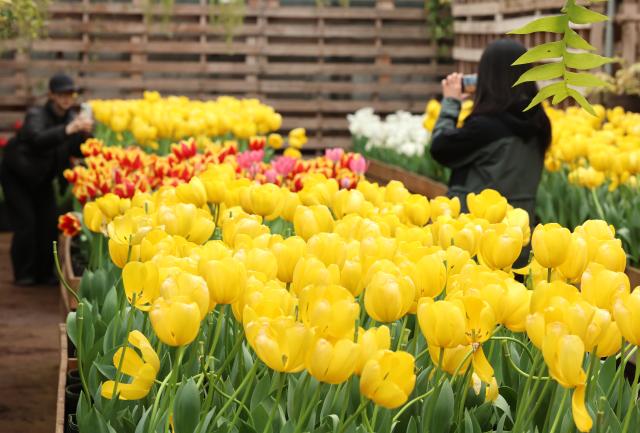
[0,0,453,151]
[451,0,605,73]
[55,323,77,433]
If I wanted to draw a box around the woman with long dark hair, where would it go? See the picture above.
[430,39,552,222]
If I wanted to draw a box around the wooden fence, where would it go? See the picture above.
[0,0,453,150]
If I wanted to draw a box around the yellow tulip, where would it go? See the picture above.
[428,344,472,376]
[530,280,582,314]
[107,211,153,246]
[83,201,106,233]
[466,189,508,223]
[96,193,129,221]
[155,204,215,245]
[101,331,159,400]
[504,208,531,245]
[593,238,627,273]
[403,194,431,226]
[306,233,347,268]
[360,350,416,409]
[293,205,334,241]
[581,262,630,313]
[384,180,410,204]
[557,232,589,282]
[160,272,210,320]
[268,133,283,149]
[280,189,301,222]
[122,261,160,311]
[481,279,531,332]
[176,176,208,208]
[531,223,572,269]
[417,298,467,348]
[201,257,247,306]
[245,316,310,373]
[614,289,640,346]
[479,223,523,270]
[234,248,278,280]
[542,323,591,432]
[430,196,461,219]
[248,183,283,219]
[306,337,359,384]
[270,236,306,283]
[406,253,447,299]
[356,180,385,207]
[299,177,338,206]
[239,280,296,324]
[355,326,391,375]
[299,284,360,341]
[109,239,141,268]
[291,256,341,296]
[222,214,269,248]
[340,258,364,296]
[199,165,236,204]
[150,297,201,347]
[332,189,372,219]
[365,271,415,323]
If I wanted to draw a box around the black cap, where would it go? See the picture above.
[49,73,78,94]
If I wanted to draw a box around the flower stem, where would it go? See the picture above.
[75,302,91,401]
[53,241,79,302]
[164,345,187,433]
[111,295,137,400]
[263,372,284,433]
[591,187,606,220]
[396,316,408,351]
[338,400,367,433]
[210,360,259,427]
[293,382,322,433]
[621,350,640,433]
[548,388,569,433]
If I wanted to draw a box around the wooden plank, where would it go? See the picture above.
[451,1,500,17]
[45,20,262,37]
[260,80,442,94]
[263,43,437,58]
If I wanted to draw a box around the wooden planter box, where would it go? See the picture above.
[366,159,448,199]
[627,266,640,290]
[59,235,81,321]
[56,323,78,433]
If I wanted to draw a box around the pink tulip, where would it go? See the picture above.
[325,148,344,163]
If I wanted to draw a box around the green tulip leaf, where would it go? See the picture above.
[101,287,118,323]
[524,82,566,111]
[67,311,78,348]
[174,379,201,433]
[564,27,596,51]
[567,88,597,116]
[564,51,614,70]
[406,417,418,433]
[513,62,564,86]
[250,374,272,411]
[567,2,608,24]
[512,41,564,65]
[507,15,567,34]
[430,379,454,433]
[78,407,111,433]
[564,71,610,88]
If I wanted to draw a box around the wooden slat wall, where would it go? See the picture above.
[0,0,453,150]
[618,0,640,66]
[451,0,605,74]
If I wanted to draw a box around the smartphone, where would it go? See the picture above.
[462,74,477,94]
[80,102,93,121]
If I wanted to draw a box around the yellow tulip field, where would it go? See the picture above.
[60,95,640,433]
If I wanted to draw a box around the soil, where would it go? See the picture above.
[0,232,60,433]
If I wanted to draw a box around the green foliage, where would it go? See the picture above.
[509,0,614,115]
[0,0,49,45]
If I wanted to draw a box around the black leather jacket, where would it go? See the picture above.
[2,101,88,186]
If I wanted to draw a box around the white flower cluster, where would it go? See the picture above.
[347,108,429,158]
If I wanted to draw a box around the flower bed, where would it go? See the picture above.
[59,167,640,433]
[353,101,640,268]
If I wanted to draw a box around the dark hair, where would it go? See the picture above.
[471,39,552,151]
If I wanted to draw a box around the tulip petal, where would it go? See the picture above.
[113,347,144,378]
[472,348,494,383]
[572,386,593,432]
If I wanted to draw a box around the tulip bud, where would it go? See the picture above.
[306,337,359,384]
[307,233,347,268]
[245,317,309,373]
[360,350,416,409]
[613,289,640,346]
[270,236,306,283]
[355,326,391,375]
[581,262,630,314]
[299,284,360,341]
[466,189,508,223]
[176,176,208,208]
[531,223,572,269]
[593,238,627,273]
[122,261,160,311]
[160,272,210,320]
[557,232,589,282]
[150,297,201,347]
[202,257,248,306]
[291,256,341,296]
[417,298,467,348]
[384,180,410,204]
[365,271,415,323]
[403,194,431,226]
[293,205,334,241]
[108,239,140,268]
[479,223,523,270]
[83,201,106,233]
[430,196,461,220]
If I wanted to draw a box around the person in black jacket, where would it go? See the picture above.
[430,39,552,223]
[0,73,93,286]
